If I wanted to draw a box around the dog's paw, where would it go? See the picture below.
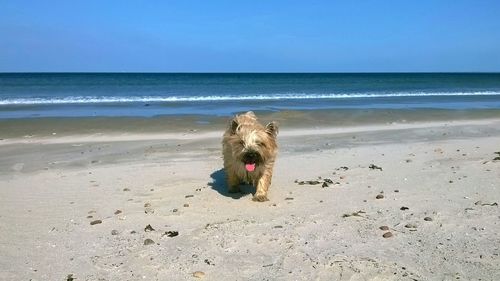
[252,194,269,202]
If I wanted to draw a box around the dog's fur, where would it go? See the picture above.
[222,111,278,201]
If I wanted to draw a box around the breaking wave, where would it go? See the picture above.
[1,91,500,105]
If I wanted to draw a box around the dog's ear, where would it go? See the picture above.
[230,119,239,134]
[265,121,279,138]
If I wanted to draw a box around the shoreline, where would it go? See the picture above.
[1,117,500,146]
[1,108,499,139]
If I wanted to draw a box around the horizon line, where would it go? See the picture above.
[1,71,500,74]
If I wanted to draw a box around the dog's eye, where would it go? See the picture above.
[257,141,265,147]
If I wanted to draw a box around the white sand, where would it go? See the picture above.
[0,119,499,280]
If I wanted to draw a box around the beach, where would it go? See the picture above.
[3,0,500,278]
[1,114,499,280]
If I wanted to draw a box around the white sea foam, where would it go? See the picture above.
[0,92,499,105]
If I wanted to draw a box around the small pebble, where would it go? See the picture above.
[90,220,102,225]
[285,197,294,200]
[394,189,399,193]
[424,217,433,221]
[193,271,205,278]
[114,210,122,215]
[379,225,389,231]
[382,232,393,238]
[111,230,119,235]
[185,195,194,198]
[405,223,417,229]
[183,203,189,207]
[123,188,130,191]
[400,206,409,211]
[144,238,155,245]
[376,194,384,199]
[172,208,178,212]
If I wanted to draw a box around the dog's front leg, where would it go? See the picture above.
[253,170,272,202]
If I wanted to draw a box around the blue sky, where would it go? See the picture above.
[1,1,499,72]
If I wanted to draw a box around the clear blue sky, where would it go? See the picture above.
[1,1,499,72]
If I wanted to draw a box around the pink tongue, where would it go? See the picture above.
[245,163,256,172]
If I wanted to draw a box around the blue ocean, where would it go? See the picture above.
[1,73,500,118]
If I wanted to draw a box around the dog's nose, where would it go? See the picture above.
[244,151,259,162]
[248,151,257,158]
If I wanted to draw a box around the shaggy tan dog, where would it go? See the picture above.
[222,111,279,201]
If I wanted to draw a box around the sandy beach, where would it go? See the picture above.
[1,116,499,280]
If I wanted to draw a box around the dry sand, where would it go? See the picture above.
[1,118,499,280]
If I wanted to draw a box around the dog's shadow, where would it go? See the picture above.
[208,169,254,199]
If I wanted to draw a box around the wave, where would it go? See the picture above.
[1,91,500,105]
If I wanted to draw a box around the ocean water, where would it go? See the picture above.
[1,73,500,118]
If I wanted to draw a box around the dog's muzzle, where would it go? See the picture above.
[242,150,261,172]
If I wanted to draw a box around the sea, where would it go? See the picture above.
[1,73,500,119]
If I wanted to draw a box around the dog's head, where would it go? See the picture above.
[226,112,278,172]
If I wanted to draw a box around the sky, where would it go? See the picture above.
[1,0,499,72]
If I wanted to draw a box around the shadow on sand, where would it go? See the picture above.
[208,168,253,199]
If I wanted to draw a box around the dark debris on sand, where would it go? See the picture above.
[342,210,366,218]
[144,224,155,232]
[162,231,179,237]
[369,164,383,171]
[296,177,339,187]
[493,152,500,161]
[297,180,321,185]
[475,201,498,206]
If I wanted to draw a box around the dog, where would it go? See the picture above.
[222,111,279,201]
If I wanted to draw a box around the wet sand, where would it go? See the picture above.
[0,116,500,280]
